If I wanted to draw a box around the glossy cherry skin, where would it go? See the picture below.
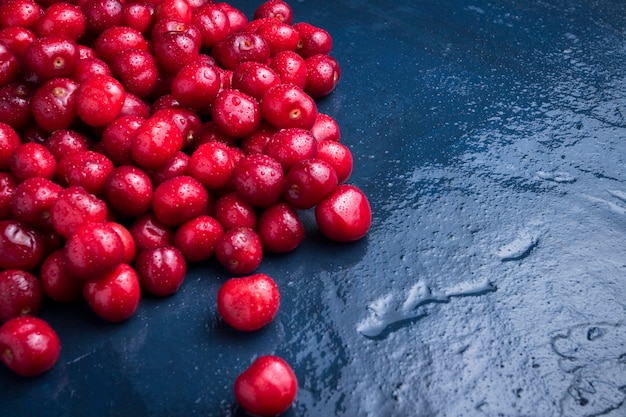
[0,269,43,322]
[234,355,298,417]
[211,89,261,138]
[151,175,210,227]
[103,165,153,219]
[11,177,63,231]
[131,115,184,171]
[76,74,125,127]
[0,122,21,171]
[0,316,61,377]
[56,150,114,196]
[217,273,280,331]
[63,222,125,281]
[82,263,141,322]
[50,186,108,239]
[129,213,175,252]
[39,249,84,303]
[23,36,79,81]
[9,142,57,182]
[0,219,45,271]
[135,245,187,297]
[261,83,317,130]
[215,226,263,276]
[317,139,353,184]
[315,184,372,242]
[253,0,293,24]
[256,202,304,253]
[0,81,36,130]
[34,2,86,41]
[173,215,224,262]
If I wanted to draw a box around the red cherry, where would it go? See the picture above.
[188,141,235,190]
[151,175,210,227]
[135,245,187,297]
[0,316,61,377]
[103,165,153,219]
[75,74,125,127]
[0,219,45,272]
[217,273,280,331]
[211,88,261,138]
[304,53,341,98]
[131,115,184,171]
[257,202,304,253]
[315,184,372,242]
[253,0,293,25]
[50,185,108,239]
[230,154,285,208]
[234,355,298,417]
[293,21,332,58]
[9,142,57,182]
[174,215,224,263]
[56,150,114,196]
[215,226,263,276]
[261,83,317,130]
[24,36,79,81]
[192,3,230,49]
[0,269,43,322]
[63,222,125,281]
[82,263,141,322]
[34,2,86,41]
[263,127,318,172]
[39,249,84,303]
[316,140,353,184]
[0,122,21,171]
[212,191,257,230]
[11,177,63,231]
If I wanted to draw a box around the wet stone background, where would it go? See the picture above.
[2,1,625,416]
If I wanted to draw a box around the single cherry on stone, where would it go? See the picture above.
[0,316,61,377]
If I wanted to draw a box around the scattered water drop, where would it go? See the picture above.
[496,230,540,261]
[535,170,576,183]
[356,278,495,338]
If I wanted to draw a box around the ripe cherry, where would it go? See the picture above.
[82,263,141,322]
[104,165,153,219]
[230,154,285,208]
[257,202,304,253]
[39,249,84,303]
[254,0,293,25]
[76,74,125,127]
[135,245,187,297]
[0,269,43,322]
[50,185,108,239]
[63,222,125,281]
[34,2,86,41]
[261,83,317,130]
[217,273,280,331]
[0,123,21,171]
[174,215,224,263]
[11,177,63,231]
[151,175,210,227]
[315,184,372,242]
[188,141,235,190]
[211,89,261,138]
[234,355,298,417]
[9,142,57,182]
[131,115,184,171]
[215,226,263,276]
[24,36,79,81]
[0,316,61,377]
[0,219,45,273]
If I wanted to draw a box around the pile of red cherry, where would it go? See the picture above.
[0,0,372,414]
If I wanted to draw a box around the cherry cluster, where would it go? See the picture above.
[0,0,372,414]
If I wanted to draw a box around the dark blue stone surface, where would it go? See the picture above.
[3,1,626,416]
